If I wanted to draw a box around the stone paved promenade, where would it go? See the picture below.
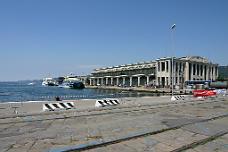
[0,96,228,152]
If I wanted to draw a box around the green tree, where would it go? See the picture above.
[217,74,225,81]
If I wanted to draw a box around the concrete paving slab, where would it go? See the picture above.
[151,129,208,148]
[161,118,203,128]
[182,117,228,136]
[190,133,228,152]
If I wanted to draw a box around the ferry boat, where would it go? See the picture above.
[59,76,85,89]
[42,76,85,89]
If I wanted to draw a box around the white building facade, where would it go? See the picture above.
[89,56,218,88]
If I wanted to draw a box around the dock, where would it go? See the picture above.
[0,96,227,152]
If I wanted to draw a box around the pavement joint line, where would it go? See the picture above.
[48,113,228,152]
[0,100,225,125]
[170,131,228,152]
[0,97,225,120]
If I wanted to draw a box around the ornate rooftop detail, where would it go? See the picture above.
[179,56,209,63]
[93,62,156,73]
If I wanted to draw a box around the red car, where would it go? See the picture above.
[193,89,217,97]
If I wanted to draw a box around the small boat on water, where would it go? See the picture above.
[28,82,35,85]
[42,78,58,86]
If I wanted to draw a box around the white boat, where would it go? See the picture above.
[42,75,85,89]
[42,78,58,86]
[59,76,85,89]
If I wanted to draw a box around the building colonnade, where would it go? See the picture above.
[89,74,155,87]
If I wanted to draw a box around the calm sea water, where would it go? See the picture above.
[0,81,157,103]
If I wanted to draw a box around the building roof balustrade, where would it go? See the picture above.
[132,74,146,77]
[89,77,96,79]
[104,76,112,78]
[115,75,128,78]
[93,65,156,74]
[93,62,156,73]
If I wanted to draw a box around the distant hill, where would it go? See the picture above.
[218,66,228,79]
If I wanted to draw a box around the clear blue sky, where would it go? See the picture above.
[0,0,227,81]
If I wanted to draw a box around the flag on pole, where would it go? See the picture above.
[171,24,176,29]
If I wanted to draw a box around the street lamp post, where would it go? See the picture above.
[171,24,176,101]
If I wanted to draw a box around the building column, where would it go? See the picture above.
[165,61,167,72]
[89,79,92,85]
[101,78,104,85]
[196,64,199,76]
[210,66,212,81]
[177,62,180,85]
[164,77,168,87]
[116,77,119,86]
[138,76,141,87]
[111,77,113,85]
[158,61,161,72]
[173,61,176,85]
[130,77,132,87]
[191,63,193,80]
[213,66,216,80]
[181,63,184,86]
[169,60,171,85]
[92,79,95,86]
[123,77,125,85]
[105,78,108,85]
[211,66,213,80]
[202,65,205,80]
[97,78,100,85]
[206,66,209,80]
[164,77,166,87]
[156,76,159,86]
[184,62,189,81]
[146,76,150,85]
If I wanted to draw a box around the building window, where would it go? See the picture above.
[176,62,178,72]
[193,64,196,75]
[162,62,165,71]
[197,64,199,75]
[166,61,169,72]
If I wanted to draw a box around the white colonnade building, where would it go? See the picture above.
[89,56,218,88]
